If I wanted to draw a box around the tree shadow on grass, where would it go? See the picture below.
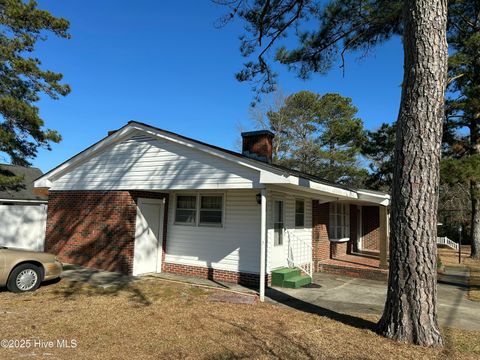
[53,265,151,306]
[207,312,317,360]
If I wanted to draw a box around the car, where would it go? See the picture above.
[0,246,62,293]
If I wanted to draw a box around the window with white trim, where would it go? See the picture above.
[199,195,223,226]
[273,199,284,246]
[329,203,350,240]
[175,195,197,225]
[295,199,305,227]
[174,194,224,227]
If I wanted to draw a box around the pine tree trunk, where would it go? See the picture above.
[470,180,480,259]
[377,0,448,347]
[469,18,480,259]
[470,114,480,259]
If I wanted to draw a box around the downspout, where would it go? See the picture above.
[260,188,267,302]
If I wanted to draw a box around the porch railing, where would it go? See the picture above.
[437,236,459,251]
[285,229,313,277]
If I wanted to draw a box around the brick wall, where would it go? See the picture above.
[348,204,358,254]
[163,263,270,288]
[362,206,380,251]
[330,242,348,258]
[317,263,388,281]
[45,190,168,275]
[312,201,330,270]
[312,202,366,265]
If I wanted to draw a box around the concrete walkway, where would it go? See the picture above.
[266,272,480,331]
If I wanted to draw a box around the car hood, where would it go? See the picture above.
[0,248,57,262]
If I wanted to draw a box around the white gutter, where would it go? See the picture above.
[304,179,358,199]
[259,172,358,200]
[0,199,48,204]
[259,189,267,302]
[357,190,390,206]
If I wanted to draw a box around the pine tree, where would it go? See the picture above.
[261,91,367,186]
[0,0,70,187]
[219,0,448,346]
[361,122,396,192]
[443,0,480,259]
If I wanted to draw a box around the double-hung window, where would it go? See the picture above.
[199,195,223,226]
[273,200,284,246]
[175,195,197,225]
[175,194,223,227]
[295,199,305,228]
[329,203,350,240]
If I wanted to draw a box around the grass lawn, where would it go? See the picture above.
[0,277,479,359]
[438,246,480,302]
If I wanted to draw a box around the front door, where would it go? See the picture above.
[271,199,286,269]
[133,198,164,276]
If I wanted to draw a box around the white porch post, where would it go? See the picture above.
[259,188,267,302]
[379,205,389,269]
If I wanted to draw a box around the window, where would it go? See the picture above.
[329,203,350,240]
[174,194,224,227]
[273,200,284,246]
[199,195,223,226]
[175,195,197,224]
[295,199,305,227]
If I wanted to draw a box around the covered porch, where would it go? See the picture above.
[258,183,390,300]
[318,252,389,281]
[310,197,390,283]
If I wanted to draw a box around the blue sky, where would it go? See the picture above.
[32,0,404,172]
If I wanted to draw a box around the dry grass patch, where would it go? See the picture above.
[438,246,480,271]
[0,278,478,359]
[468,274,480,302]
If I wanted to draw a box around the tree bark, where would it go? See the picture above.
[377,0,448,347]
[470,180,480,259]
[470,108,480,259]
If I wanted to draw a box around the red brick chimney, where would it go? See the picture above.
[241,130,274,164]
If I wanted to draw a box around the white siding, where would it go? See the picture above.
[51,132,261,190]
[0,204,47,251]
[266,189,312,272]
[165,190,261,273]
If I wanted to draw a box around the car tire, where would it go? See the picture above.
[7,263,43,293]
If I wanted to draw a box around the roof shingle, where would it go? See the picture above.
[0,164,47,201]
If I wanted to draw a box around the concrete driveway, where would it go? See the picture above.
[266,272,480,331]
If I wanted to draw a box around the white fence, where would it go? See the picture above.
[437,236,459,251]
[0,204,47,251]
[285,229,313,277]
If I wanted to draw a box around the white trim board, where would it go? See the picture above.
[34,121,389,206]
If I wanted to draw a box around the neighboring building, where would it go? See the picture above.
[0,164,48,251]
[0,165,47,205]
[34,121,390,294]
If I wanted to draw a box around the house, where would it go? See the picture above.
[0,164,48,251]
[34,121,390,299]
[0,164,47,205]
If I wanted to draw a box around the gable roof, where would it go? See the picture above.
[136,121,357,188]
[0,164,47,201]
[34,121,389,205]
